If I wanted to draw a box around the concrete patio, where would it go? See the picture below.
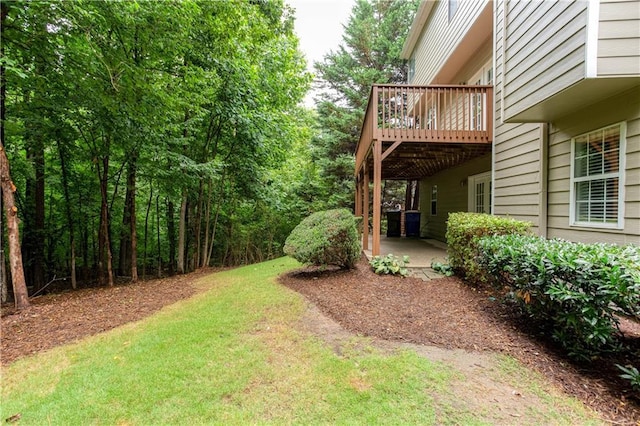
[362,236,449,280]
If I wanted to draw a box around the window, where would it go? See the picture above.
[448,0,459,22]
[570,123,625,228]
[431,185,437,215]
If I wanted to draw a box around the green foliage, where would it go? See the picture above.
[616,364,640,391]
[310,0,420,210]
[445,213,532,284]
[2,0,314,284]
[478,234,640,360]
[430,261,454,277]
[283,209,360,269]
[370,254,410,277]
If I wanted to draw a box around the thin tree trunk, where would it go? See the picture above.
[119,173,132,277]
[97,155,114,286]
[201,179,212,268]
[156,195,162,277]
[143,183,153,280]
[0,144,29,309]
[57,140,76,289]
[206,190,223,267]
[194,179,203,269]
[167,199,175,276]
[128,159,138,282]
[0,3,7,302]
[177,190,187,274]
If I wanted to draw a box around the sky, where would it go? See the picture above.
[288,0,356,107]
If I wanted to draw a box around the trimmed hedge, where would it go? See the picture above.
[284,209,360,269]
[478,234,640,360]
[445,212,532,284]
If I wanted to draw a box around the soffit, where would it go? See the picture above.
[364,141,492,181]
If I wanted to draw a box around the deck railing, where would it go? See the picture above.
[356,84,493,171]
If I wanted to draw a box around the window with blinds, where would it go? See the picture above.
[571,123,625,228]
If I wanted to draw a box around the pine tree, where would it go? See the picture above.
[311,0,419,209]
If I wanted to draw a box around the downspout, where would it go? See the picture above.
[538,123,549,238]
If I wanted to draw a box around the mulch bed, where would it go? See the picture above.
[2,258,639,424]
[278,256,640,425]
[1,271,212,365]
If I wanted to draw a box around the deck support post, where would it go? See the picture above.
[355,173,362,217]
[363,164,369,251]
[372,139,382,256]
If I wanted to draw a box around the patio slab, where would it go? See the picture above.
[362,236,448,269]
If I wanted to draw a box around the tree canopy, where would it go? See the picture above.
[1,0,311,299]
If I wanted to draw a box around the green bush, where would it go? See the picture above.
[430,261,454,277]
[445,213,532,284]
[370,254,410,277]
[617,364,640,391]
[478,234,640,360]
[284,209,361,269]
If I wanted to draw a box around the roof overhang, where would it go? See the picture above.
[504,77,640,123]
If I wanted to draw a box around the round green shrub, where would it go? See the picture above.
[284,209,360,269]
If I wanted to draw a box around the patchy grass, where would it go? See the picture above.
[2,257,602,425]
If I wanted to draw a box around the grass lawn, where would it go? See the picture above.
[1,258,601,425]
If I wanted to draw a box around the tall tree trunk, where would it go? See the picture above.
[57,140,76,289]
[0,2,8,303]
[177,191,187,274]
[156,195,162,277]
[97,155,114,286]
[167,199,175,276]
[118,173,132,277]
[194,180,203,268]
[22,119,45,293]
[128,159,138,282]
[0,144,29,309]
[201,178,212,268]
[143,183,153,280]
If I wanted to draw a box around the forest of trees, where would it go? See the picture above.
[0,0,417,308]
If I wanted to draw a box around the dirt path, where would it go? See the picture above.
[301,303,586,425]
[279,257,640,424]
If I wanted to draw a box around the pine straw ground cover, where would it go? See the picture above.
[2,256,639,424]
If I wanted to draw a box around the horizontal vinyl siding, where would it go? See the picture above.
[412,0,488,85]
[502,1,588,120]
[418,155,491,242]
[598,0,640,76]
[547,87,640,244]
[494,0,543,232]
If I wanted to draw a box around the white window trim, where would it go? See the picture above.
[569,122,626,230]
[468,171,492,214]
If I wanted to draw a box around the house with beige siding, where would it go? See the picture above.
[354,0,640,255]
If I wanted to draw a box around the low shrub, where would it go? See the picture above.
[370,254,410,277]
[478,234,640,360]
[430,261,453,277]
[284,209,360,269]
[445,213,532,284]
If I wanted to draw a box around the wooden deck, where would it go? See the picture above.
[355,84,493,177]
[355,84,493,256]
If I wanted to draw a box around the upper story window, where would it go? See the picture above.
[448,0,459,22]
[570,123,625,229]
